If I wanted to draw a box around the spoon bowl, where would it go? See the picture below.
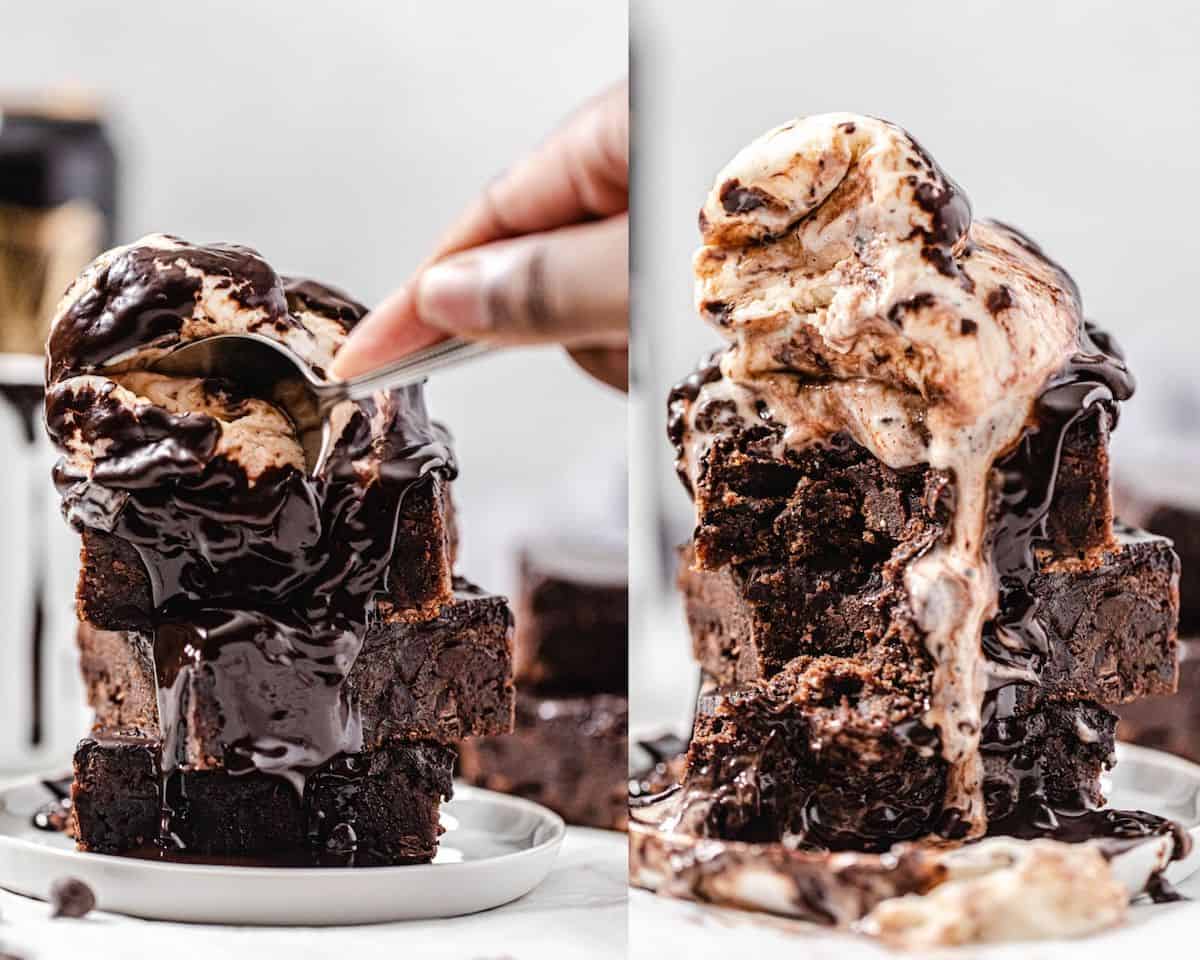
[150,333,492,471]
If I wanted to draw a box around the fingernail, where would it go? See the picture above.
[417,258,488,332]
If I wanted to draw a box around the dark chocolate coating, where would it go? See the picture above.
[44,238,459,810]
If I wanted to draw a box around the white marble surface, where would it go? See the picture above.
[0,826,627,960]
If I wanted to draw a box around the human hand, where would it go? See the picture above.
[332,81,628,390]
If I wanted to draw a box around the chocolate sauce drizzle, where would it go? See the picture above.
[44,239,456,852]
[666,352,723,495]
[979,312,1135,825]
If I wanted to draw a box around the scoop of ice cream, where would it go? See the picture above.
[46,234,353,382]
[42,234,432,494]
[694,114,1082,428]
[112,372,306,478]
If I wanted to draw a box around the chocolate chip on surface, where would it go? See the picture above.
[49,877,96,918]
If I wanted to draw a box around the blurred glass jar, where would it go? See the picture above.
[0,95,116,771]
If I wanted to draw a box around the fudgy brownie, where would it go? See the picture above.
[72,733,454,864]
[676,668,1116,852]
[76,475,458,633]
[980,689,1116,825]
[1115,470,1200,632]
[513,537,628,695]
[76,623,157,735]
[1111,469,1200,760]
[46,237,502,866]
[1116,641,1200,763]
[79,579,515,766]
[679,666,944,851]
[681,529,1179,704]
[675,374,1113,576]
[667,345,1173,848]
[458,691,628,830]
[359,579,515,742]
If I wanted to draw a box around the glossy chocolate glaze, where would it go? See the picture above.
[44,239,456,849]
[904,134,974,287]
[666,352,723,495]
[979,319,1134,822]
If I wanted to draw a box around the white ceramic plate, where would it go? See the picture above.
[0,777,565,925]
[1106,742,1200,885]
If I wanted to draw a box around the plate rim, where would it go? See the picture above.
[0,773,567,879]
[1116,740,1200,793]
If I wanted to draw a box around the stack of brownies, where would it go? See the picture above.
[656,114,1180,856]
[459,537,628,830]
[45,235,514,865]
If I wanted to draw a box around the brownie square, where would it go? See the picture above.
[513,537,628,695]
[71,734,455,865]
[458,691,628,831]
[681,528,1179,704]
[1117,639,1200,763]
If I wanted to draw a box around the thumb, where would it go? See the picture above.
[415,213,628,347]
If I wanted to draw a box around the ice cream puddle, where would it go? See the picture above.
[648,114,1186,945]
[43,235,455,849]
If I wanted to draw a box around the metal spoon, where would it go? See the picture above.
[150,333,492,470]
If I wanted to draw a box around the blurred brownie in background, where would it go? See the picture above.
[458,536,629,830]
[1115,466,1198,761]
[512,537,629,694]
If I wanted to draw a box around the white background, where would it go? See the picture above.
[3,0,629,599]
[629,0,1200,731]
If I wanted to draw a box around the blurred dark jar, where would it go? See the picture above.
[0,96,115,769]
[0,97,116,354]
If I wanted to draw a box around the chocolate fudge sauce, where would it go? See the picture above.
[44,239,456,849]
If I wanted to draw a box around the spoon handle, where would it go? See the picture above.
[337,338,494,402]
